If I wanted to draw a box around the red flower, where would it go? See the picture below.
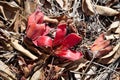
[26,10,83,61]
[53,24,83,60]
[26,9,52,47]
[90,34,112,58]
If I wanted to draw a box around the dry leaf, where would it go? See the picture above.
[105,21,120,40]
[56,0,64,9]
[18,56,30,77]
[107,43,120,64]
[56,0,69,10]
[0,6,7,20]
[0,1,19,19]
[14,15,27,33]
[82,0,94,15]
[10,39,38,60]
[60,58,88,71]
[95,5,119,16]
[82,0,120,16]
[27,68,42,80]
[85,65,97,79]
[0,60,16,80]
[24,0,31,16]
[98,43,120,64]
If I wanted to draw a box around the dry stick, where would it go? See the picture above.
[47,57,54,80]
[91,61,120,75]
[11,39,38,60]
[94,61,119,80]
[81,51,98,79]
[70,0,80,17]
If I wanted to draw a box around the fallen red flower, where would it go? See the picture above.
[90,34,113,58]
[26,10,83,61]
[26,9,52,47]
[54,33,83,61]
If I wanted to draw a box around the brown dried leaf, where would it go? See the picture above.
[0,20,5,27]
[56,0,64,9]
[98,43,120,64]
[14,0,21,5]
[13,15,27,33]
[0,6,7,20]
[10,39,38,60]
[18,56,30,77]
[95,5,120,16]
[82,0,120,16]
[59,58,88,71]
[0,1,19,19]
[0,60,16,80]
[82,0,94,15]
[44,16,58,24]
[56,0,69,10]
[28,68,42,80]
[105,21,120,40]
[106,43,120,64]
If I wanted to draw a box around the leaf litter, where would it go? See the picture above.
[0,0,120,80]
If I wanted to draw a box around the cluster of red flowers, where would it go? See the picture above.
[26,9,83,61]
[26,9,112,61]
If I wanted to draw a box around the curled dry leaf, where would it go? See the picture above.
[82,0,120,16]
[18,56,30,77]
[0,6,7,20]
[0,60,16,80]
[82,0,94,15]
[98,43,120,64]
[0,1,19,19]
[105,21,120,40]
[94,5,120,16]
[62,58,88,71]
[56,0,69,10]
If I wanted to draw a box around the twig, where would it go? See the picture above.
[91,61,120,75]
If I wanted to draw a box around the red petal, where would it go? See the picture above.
[31,24,50,40]
[53,23,67,46]
[55,49,83,61]
[33,36,53,47]
[94,33,104,45]
[61,33,82,48]
[26,9,44,39]
[34,9,44,24]
[28,9,44,25]
[26,23,36,39]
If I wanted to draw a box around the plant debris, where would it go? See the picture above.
[0,0,120,80]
